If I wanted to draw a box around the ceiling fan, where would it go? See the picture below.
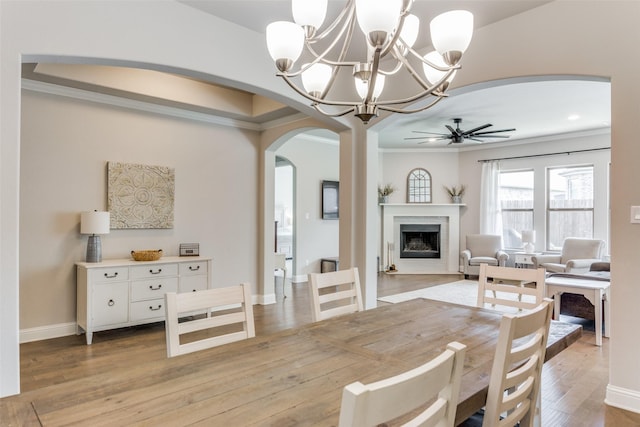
[405,118,516,144]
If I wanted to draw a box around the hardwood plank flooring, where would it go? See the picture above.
[4,273,640,426]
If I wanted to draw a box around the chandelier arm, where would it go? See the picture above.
[385,52,458,95]
[377,96,446,114]
[312,103,356,118]
[280,74,361,107]
[308,0,355,44]
[375,87,449,107]
[304,5,359,69]
[405,45,456,72]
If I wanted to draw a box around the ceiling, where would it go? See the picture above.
[179,1,612,149]
[22,1,611,150]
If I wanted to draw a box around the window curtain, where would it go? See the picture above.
[480,160,503,236]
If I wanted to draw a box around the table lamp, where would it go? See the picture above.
[521,230,536,253]
[81,211,110,262]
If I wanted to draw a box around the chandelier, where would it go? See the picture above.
[265,0,473,124]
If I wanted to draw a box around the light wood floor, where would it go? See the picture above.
[6,273,640,426]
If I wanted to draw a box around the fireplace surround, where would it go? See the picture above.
[381,204,463,274]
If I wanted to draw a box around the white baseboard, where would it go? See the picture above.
[605,384,640,414]
[256,293,276,305]
[20,322,77,343]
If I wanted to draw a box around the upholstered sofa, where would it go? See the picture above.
[532,237,605,274]
[461,234,509,279]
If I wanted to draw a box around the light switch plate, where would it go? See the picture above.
[631,206,640,224]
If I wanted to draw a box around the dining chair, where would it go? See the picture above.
[308,267,363,322]
[274,252,287,298]
[164,283,255,358]
[480,298,554,427]
[477,264,546,312]
[338,341,467,427]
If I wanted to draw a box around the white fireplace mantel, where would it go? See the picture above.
[381,204,464,274]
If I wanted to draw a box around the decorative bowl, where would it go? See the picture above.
[131,249,163,261]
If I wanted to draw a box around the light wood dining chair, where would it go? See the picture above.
[338,341,467,427]
[308,267,363,322]
[164,283,255,358]
[481,298,553,427]
[477,264,546,312]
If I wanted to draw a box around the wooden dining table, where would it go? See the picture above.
[11,298,582,426]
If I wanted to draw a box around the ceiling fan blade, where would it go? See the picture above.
[467,138,485,142]
[469,134,512,139]
[445,125,456,134]
[411,131,449,136]
[472,128,516,135]
[463,123,492,134]
[404,136,448,140]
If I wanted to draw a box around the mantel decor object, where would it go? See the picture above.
[444,184,466,203]
[80,211,110,263]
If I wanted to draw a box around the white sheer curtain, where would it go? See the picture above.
[480,160,503,236]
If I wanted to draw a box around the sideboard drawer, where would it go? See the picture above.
[179,261,208,276]
[92,282,129,326]
[130,263,178,279]
[179,275,208,293]
[131,277,178,301]
[130,299,165,321]
[90,267,129,283]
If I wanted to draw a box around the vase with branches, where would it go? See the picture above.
[444,184,466,203]
[378,184,395,204]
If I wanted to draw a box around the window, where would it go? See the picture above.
[499,170,534,249]
[407,168,432,203]
[547,165,594,250]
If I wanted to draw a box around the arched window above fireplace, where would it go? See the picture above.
[407,168,432,203]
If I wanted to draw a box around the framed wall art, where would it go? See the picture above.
[108,161,175,229]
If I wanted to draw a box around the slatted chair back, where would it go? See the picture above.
[477,264,546,312]
[482,299,553,427]
[308,267,363,322]
[339,341,467,427]
[164,283,255,357]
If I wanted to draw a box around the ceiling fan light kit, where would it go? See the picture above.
[266,0,474,124]
[406,117,516,145]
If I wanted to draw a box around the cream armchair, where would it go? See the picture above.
[532,237,605,274]
[461,234,509,278]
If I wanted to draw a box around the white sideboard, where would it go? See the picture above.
[76,256,212,345]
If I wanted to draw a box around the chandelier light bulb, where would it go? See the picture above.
[355,0,402,46]
[423,51,457,87]
[399,14,420,49]
[266,21,305,71]
[430,10,474,64]
[355,74,385,100]
[292,0,327,31]
[301,63,332,97]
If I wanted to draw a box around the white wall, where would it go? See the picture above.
[20,89,260,332]
[277,137,340,278]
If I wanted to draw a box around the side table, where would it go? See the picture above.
[514,252,541,268]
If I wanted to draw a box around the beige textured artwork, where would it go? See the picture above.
[108,162,175,229]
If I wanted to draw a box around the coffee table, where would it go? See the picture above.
[545,276,610,346]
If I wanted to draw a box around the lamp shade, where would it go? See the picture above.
[266,21,305,64]
[81,211,110,235]
[355,74,385,100]
[301,63,332,96]
[292,0,327,30]
[399,14,419,48]
[521,230,536,244]
[355,0,402,40]
[430,10,474,56]
[423,51,457,85]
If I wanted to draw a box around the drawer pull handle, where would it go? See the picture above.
[149,305,162,311]
[104,272,119,278]
[149,269,162,275]
[189,265,200,271]
[108,299,115,307]
[149,284,162,291]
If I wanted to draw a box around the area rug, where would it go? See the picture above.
[378,279,535,312]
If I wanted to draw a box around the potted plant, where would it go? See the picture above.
[444,184,466,203]
[378,184,395,204]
